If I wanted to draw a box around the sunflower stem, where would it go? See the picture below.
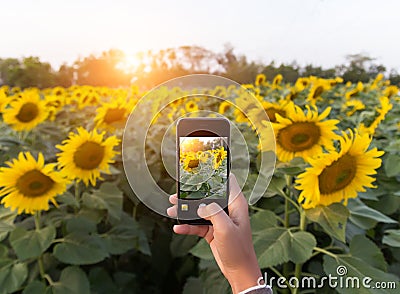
[34,212,46,281]
[74,181,80,213]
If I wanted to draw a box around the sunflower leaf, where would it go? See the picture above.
[254,228,316,268]
[0,260,28,294]
[323,255,398,294]
[305,203,349,242]
[82,182,123,221]
[9,226,56,260]
[49,266,90,294]
[347,199,397,229]
[53,233,109,265]
[0,206,17,242]
[383,229,400,248]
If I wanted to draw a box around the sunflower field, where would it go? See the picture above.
[0,73,399,293]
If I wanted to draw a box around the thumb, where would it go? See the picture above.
[198,202,232,232]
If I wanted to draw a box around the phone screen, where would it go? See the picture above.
[179,136,229,200]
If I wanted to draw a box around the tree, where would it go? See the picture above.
[75,49,132,87]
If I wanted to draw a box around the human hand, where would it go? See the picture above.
[167,174,263,294]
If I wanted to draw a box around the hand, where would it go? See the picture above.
[167,174,262,294]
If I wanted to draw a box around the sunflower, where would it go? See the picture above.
[182,154,200,172]
[359,96,392,135]
[307,79,331,104]
[296,130,384,209]
[95,98,134,131]
[218,101,232,114]
[383,85,398,98]
[213,147,227,169]
[294,77,311,91]
[0,89,8,111]
[255,74,267,86]
[272,104,339,162]
[56,127,120,186]
[272,74,283,89]
[345,82,364,100]
[342,99,365,116]
[185,100,199,112]
[0,152,68,214]
[2,92,48,131]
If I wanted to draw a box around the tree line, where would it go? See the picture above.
[1,45,399,89]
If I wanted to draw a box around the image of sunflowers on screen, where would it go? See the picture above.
[179,137,228,199]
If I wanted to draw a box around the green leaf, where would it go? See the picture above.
[0,260,28,294]
[53,233,109,265]
[383,230,400,248]
[305,203,349,242]
[57,191,79,208]
[254,228,316,268]
[170,234,199,258]
[88,267,118,293]
[23,280,47,294]
[264,176,286,198]
[50,266,90,294]
[384,154,400,177]
[104,213,150,255]
[347,199,397,229]
[10,226,56,260]
[190,238,213,260]
[350,235,387,271]
[65,216,97,234]
[250,210,279,234]
[323,255,398,294]
[82,182,123,221]
[0,244,8,258]
[0,206,17,242]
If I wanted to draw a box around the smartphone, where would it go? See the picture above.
[176,117,230,225]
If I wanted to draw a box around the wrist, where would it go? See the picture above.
[228,265,263,294]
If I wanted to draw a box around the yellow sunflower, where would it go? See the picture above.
[296,130,384,209]
[359,96,392,135]
[0,89,9,111]
[272,74,283,89]
[307,79,331,104]
[218,101,232,114]
[182,154,200,172]
[2,92,48,131]
[294,77,311,91]
[213,147,227,169]
[345,82,364,100]
[0,152,68,214]
[185,100,199,112]
[95,98,135,132]
[342,99,365,117]
[255,74,267,86]
[383,85,398,98]
[56,127,120,186]
[272,104,339,162]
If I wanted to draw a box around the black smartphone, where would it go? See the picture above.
[176,117,230,225]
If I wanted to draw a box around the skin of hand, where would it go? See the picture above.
[167,174,262,294]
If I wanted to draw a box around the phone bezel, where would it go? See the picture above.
[176,117,230,225]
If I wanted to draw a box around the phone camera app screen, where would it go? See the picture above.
[179,136,228,199]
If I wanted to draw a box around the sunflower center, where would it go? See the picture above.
[278,122,321,152]
[104,108,126,124]
[313,86,324,99]
[73,141,105,170]
[318,154,357,194]
[16,102,39,123]
[266,108,286,122]
[188,159,199,168]
[16,170,54,197]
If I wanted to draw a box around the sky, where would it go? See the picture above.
[1,0,399,71]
